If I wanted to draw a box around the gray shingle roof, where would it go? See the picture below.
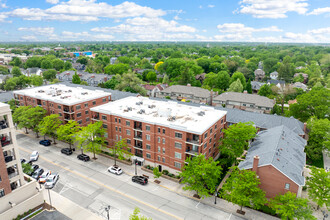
[214,92,275,108]
[251,81,265,90]
[238,125,306,186]
[161,85,211,98]
[0,91,14,103]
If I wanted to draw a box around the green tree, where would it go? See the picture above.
[269,192,316,220]
[39,114,62,143]
[9,57,22,67]
[263,58,278,73]
[221,167,267,212]
[43,69,57,81]
[4,78,17,91]
[12,106,32,133]
[25,106,47,138]
[220,122,257,163]
[115,72,147,95]
[146,71,157,82]
[306,167,330,210]
[153,166,162,179]
[289,87,330,122]
[52,59,65,71]
[30,75,44,86]
[8,99,18,112]
[80,81,88,86]
[258,84,272,97]
[72,72,81,84]
[12,66,22,77]
[217,71,231,90]
[228,79,243,93]
[41,59,53,69]
[0,66,9,75]
[64,61,72,70]
[230,72,246,89]
[22,163,34,175]
[129,207,151,220]
[246,79,252,94]
[305,117,330,160]
[57,120,80,150]
[162,74,170,84]
[112,139,132,166]
[180,154,222,199]
[77,57,88,65]
[104,63,130,75]
[104,75,121,89]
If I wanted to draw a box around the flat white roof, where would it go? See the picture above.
[14,84,111,106]
[91,97,227,135]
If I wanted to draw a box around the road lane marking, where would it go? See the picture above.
[195,201,200,208]
[19,147,183,220]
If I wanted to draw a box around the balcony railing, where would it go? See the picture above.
[135,153,143,158]
[134,135,143,140]
[134,144,143,149]
[185,147,199,155]
[1,136,12,147]
[0,120,8,130]
[186,138,200,145]
[133,126,142,131]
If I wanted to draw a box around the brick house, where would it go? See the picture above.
[91,97,227,173]
[13,84,111,126]
[238,125,306,198]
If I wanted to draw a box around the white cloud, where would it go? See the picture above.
[21,35,38,41]
[308,7,330,15]
[46,0,59,4]
[0,14,7,22]
[18,27,55,35]
[308,27,330,34]
[238,0,309,18]
[5,0,166,22]
[174,15,180,20]
[217,23,282,34]
[199,5,203,9]
[207,5,215,8]
[61,31,114,41]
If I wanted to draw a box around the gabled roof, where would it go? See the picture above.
[270,71,278,76]
[161,85,211,98]
[214,92,275,108]
[251,81,265,90]
[267,79,285,85]
[254,69,265,75]
[238,125,306,186]
[142,84,156,91]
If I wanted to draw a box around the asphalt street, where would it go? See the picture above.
[17,133,244,220]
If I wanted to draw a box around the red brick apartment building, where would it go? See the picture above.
[91,97,227,173]
[13,84,111,126]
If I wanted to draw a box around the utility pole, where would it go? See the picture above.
[105,205,111,220]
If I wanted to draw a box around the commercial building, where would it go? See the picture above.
[238,125,306,198]
[13,84,111,126]
[0,102,24,197]
[91,97,227,173]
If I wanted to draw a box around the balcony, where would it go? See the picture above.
[0,119,8,130]
[185,146,199,155]
[134,144,143,149]
[92,113,100,120]
[1,135,12,148]
[134,135,143,140]
[64,106,74,114]
[186,134,200,145]
[134,122,143,131]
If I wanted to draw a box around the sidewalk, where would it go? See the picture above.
[19,130,277,220]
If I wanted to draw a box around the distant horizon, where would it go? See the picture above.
[0,0,329,43]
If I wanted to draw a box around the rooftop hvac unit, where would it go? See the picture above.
[38,90,45,93]
[148,105,156,109]
[81,92,88,95]
[136,101,143,105]
[137,109,145,114]
[167,116,176,121]
[197,111,205,116]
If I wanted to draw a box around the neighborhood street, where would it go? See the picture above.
[17,132,244,220]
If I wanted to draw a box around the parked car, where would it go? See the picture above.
[5,156,13,163]
[61,148,73,155]
[32,168,44,180]
[39,171,51,184]
[31,164,39,172]
[45,173,59,189]
[21,158,33,165]
[20,158,26,164]
[132,176,148,185]
[77,154,90,162]
[39,139,51,146]
[108,165,123,175]
[30,151,39,161]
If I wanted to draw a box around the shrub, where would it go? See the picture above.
[165,96,171,99]
[302,186,307,191]
[146,165,151,169]
[162,170,169,175]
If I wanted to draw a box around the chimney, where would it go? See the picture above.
[187,83,191,87]
[252,155,259,173]
[243,90,247,94]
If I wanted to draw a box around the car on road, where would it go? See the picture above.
[39,171,51,184]
[21,158,33,165]
[77,154,90,162]
[108,165,123,175]
[31,164,39,172]
[45,173,59,189]
[132,176,148,185]
[61,148,73,155]
[39,139,51,146]
[30,151,39,161]
[32,168,44,180]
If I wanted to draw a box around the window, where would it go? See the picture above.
[76,105,81,110]
[243,104,246,106]
[146,153,151,159]
[92,101,96,105]
[116,135,118,140]
[146,144,151,150]
[58,105,61,109]
[86,118,90,122]
[162,147,165,154]
[285,183,290,190]
[102,98,106,102]
[209,148,211,153]
[104,133,108,138]
[162,157,165,163]
[174,162,181,169]
[119,136,122,140]
[214,133,216,139]
[209,138,212,144]
[118,118,121,123]
[220,128,223,133]
[115,126,118,131]
[266,107,270,110]
[158,156,160,161]
[204,143,207,149]
[85,110,89,115]
[163,129,165,134]
[175,132,182,139]
[102,115,107,120]
[78,120,82,124]
[158,137,160,143]
[213,143,216,148]
[84,103,88,107]
[20,96,23,100]
[127,139,131,144]
[175,142,182,149]
[221,119,223,124]
[162,138,165,144]
[175,152,181,159]
[158,146,161,152]
[126,121,130,126]
[119,127,121,132]
[204,132,208,139]
[108,96,111,101]
[146,134,150,141]
[77,113,81,118]
[0,175,1,182]
[0,189,4,198]
[115,118,117,122]
[146,125,150,131]
[215,124,217,130]
[126,130,131,135]
[103,124,107,129]
[43,101,45,105]
[33,99,35,103]
[158,127,160,133]
[59,113,62,116]
[210,128,213,133]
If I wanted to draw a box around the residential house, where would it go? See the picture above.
[213,92,275,113]
[195,73,206,84]
[110,57,117,64]
[267,79,285,87]
[23,68,44,77]
[251,81,265,93]
[159,85,215,104]
[270,71,279,80]
[142,84,168,97]
[294,73,308,84]
[57,70,76,81]
[82,74,112,87]
[238,125,306,198]
[254,69,265,81]
[292,82,308,91]
[72,62,85,71]
[0,74,12,84]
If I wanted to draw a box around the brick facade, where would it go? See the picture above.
[0,146,11,196]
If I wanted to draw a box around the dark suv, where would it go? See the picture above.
[132,176,148,185]
[77,154,90,162]
[39,139,51,146]
[61,148,73,155]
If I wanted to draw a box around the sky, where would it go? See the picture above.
[0,0,329,43]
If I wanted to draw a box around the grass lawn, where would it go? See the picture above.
[306,154,324,168]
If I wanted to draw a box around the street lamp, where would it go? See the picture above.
[47,188,53,210]
[105,205,111,220]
